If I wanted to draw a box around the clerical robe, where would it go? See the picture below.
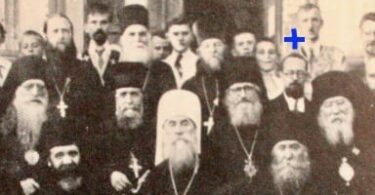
[96,120,155,194]
[209,119,269,195]
[142,159,220,195]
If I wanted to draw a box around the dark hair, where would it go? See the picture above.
[280,53,308,71]
[20,30,45,48]
[88,2,113,22]
[297,3,321,14]
[360,12,375,28]
[230,28,255,46]
[166,16,191,32]
[43,13,74,34]
[151,30,167,39]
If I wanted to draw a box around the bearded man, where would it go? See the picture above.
[142,90,219,195]
[311,71,375,194]
[117,4,176,121]
[43,14,87,121]
[183,14,229,137]
[95,62,153,194]
[209,60,268,194]
[0,56,49,195]
[80,3,121,127]
[37,119,94,194]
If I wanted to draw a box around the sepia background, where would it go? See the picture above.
[0,0,375,61]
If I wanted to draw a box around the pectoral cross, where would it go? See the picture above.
[57,100,68,118]
[129,153,142,179]
[204,116,214,134]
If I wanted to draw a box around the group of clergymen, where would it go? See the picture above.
[0,2,374,195]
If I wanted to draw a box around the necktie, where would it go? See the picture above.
[175,53,183,77]
[293,99,299,113]
[96,48,105,69]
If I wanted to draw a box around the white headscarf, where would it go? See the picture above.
[154,89,202,166]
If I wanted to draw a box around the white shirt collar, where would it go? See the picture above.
[283,92,305,113]
[88,40,112,85]
[163,48,198,88]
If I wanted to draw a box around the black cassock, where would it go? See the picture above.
[311,127,375,194]
[95,120,155,194]
[0,128,44,195]
[142,159,220,195]
[143,60,177,121]
[209,119,269,195]
[44,52,89,123]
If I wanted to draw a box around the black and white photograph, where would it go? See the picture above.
[0,0,374,194]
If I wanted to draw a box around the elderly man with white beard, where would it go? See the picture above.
[142,89,220,195]
[0,56,49,195]
[310,71,375,194]
[116,5,176,121]
[209,59,268,194]
[94,62,154,194]
[248,112,321,195]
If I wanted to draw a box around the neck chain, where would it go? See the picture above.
[233,125,258,160]
[201,77,219,115]
[169,156,199,195]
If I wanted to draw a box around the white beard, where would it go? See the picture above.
[120,44,152,64]
[13,99,48,148]
[169,139,196,174]
[226,100,263,127]
[271,153,311,193]
[318,113,354,146]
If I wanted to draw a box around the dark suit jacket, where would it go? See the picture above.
[267,94,311,115]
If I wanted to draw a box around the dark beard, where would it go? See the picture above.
[285,81,304,99]
[45,42,77,72]
[92,29,107,46]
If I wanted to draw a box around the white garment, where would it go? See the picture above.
[283,93,305,113]
[163,49,199,88]
[0,57,12,87]
[155,90,202,166]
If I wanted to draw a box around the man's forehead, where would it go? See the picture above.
[235,32,255,41]
[116,87,142,94]
[47,16,71,29]
[324,96,349,103]
[168,25,191,32]
[361,20,375,31]
[200,38,224,46]
[229,82,258,89]
[124,24,148,34]
[283,57,306,70]
[50,144,79,154]
[21,79,45,86]
[152,36,168,43]
[165,115,193,122]
[274,140,302,148]
[297,8,321,20]
[88,12,110,20]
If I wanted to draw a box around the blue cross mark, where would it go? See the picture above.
[284,28,305,50]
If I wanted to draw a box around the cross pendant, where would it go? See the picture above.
[57,100,68,118]
[129,153,143,179]
[204,116,214,134]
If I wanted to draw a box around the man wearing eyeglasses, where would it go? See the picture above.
[268,53,311,116]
